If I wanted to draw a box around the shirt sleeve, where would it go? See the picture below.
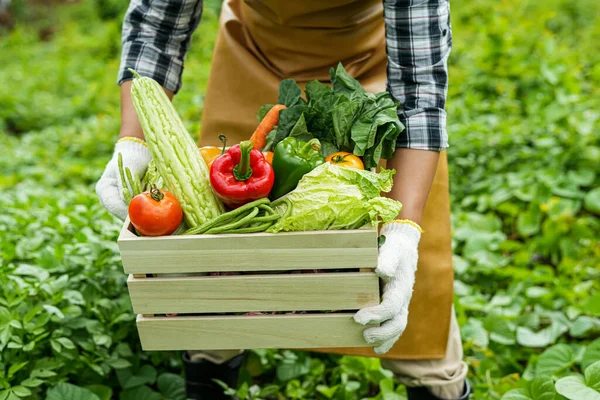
[383,0,452,151]
[117,0,203,94]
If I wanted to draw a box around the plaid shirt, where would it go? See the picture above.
[118,0,452,150]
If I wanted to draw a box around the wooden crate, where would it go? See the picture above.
[118,219,380,351]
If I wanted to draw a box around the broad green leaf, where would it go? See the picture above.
[567,169,596,187]
[117,365,157,389]
[157,373,186,400]
[461,318,489,347]
[585,362,600,391]
[517,322,568,348]
[536,344,575,376]
[21,378,44,388]
[583,294,600,316]
[503,376,559,400]
[46,383,101,400]
[570,316,599,338]
[529,376,559,400]
[517,202,542,236]
[583,187,600,215]
[526,287,551,299]
[42,305,64,320]
[379,378,395,394]
[276,359,310,382]
[583,340,600,371]
[484,316,516,345]
[115,343,134,358]
[55,337,75,350]
[555,375,600,400]
[119,385,163,400]
[108,358,132,370]
[13,264,50,281]
[277,79,302,107]
[83,385,112,400]
[8,362,28,378]
[502,388,531,399]
[31,369,57,378]
[316,385,339,399]
[10,387,31,397]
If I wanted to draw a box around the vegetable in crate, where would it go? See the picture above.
[326,152,364,170]
[129,69,224,227]
[260,63,404,169]
[210,141,275,208]
[129,187,183,236]
[268,163,401,232]
[200,135,227,169]
[270,137,325,200]
[182,198,280,235]
[249,104,286,150]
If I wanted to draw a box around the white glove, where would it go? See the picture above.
[354,221,422,354]
[96,138,151,220]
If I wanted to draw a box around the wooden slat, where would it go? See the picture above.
[127,272,379,314]
[136,313,371,350]
[118,221,378,274]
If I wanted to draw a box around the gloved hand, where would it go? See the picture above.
[354,220,422,354]
[96,137,151,220]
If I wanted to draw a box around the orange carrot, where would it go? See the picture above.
[249,104,287,150]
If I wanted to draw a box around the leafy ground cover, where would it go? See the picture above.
[0,0,599,399]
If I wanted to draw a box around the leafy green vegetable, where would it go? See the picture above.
[261,63,404,167]
[268,163,401,232]
[277,79,303,107]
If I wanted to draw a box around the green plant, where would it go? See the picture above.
[0,0,598,398]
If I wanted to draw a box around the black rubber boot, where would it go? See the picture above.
[182,351,246,400]
[406,380,471,400]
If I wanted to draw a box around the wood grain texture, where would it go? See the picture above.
[127,272,379,314]
[136,313,371,350]
[118,221,378,274]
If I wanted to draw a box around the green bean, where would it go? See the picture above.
[222,221,273,234]
[250,213,280,223]
[205,207,259,234]
[125,166,142,197]
[117,153,132,204]
[181,198,270,235]
[258,204,277,215]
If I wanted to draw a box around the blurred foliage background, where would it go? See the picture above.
[0,0,599,399]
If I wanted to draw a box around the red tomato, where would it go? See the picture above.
[128,188,183,236]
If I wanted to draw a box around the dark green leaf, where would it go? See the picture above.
[583,294,600,317]
[119,386,163,400]
[46,383,100,400]
[330,63,365,98]
[582,339,600,371]
[277,79,302,107]
[583,188,600,215]
[517,202,542,236]
[157,373,186,400]
[536,344,575,376]
[83,385,112,400]
[288,114,312,142]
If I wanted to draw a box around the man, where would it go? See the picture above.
[96,0,470,398]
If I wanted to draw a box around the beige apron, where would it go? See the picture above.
[198,0,454,360]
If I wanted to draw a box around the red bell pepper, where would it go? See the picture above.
[210,140,275,208]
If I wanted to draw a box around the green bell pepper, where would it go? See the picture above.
[270,138,325,200]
